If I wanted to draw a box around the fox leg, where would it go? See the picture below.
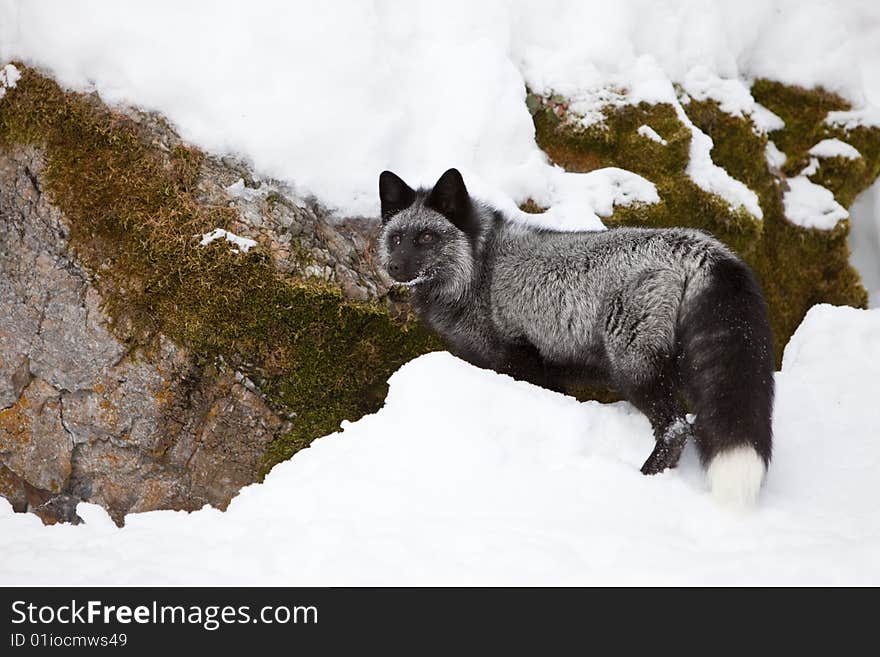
[496,342,567,393]
[640,413,693,475]
[616,368,693,475]
[603,269,693,474]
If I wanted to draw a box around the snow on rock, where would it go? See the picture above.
[826,107,880,131]
[680,65,784,134]
[3,1,878,225]
[532,55,765,220]
[800,158,820,177]
[808,138,862,160]
[673,93,764,220]
[1,304,879,585]
[783,176,848,230]
[765,141,787,169]
[637,124,668,145]
[0,62,20,100]
[750,104,786,134]
[199,228,257,254]
[522,166,659,231]
[225,178,272,202]
[565,56,766,221]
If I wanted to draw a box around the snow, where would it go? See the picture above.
[783,176,849,230]
[680,65,784,134]
[750,104,786,134]
[673,93,764,219]
[765,141,787,169]
[826,107,880,131]
[225,178,274,202]
[637,124,667,145]
[526,167,659,231]
[2,0,879,227]
[198,228,257,254]
[0,61,19,100]
[801,158,821,177]
[0,304,878,586]
[808,138,862,160]
[535,55,766,220]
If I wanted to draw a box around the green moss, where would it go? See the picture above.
[836,125,880,182]
[0,68,440,475]
[752,79,880,208]
[684,99,775,206]
[807,155,869,209]
[287,238,318,270]
[529,84,876,367]
[751,79,850,176]
[531,95,691,179]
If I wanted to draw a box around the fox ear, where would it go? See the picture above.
[427,168,473,232]
[379,171,416,223]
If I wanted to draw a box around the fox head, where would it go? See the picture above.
[377,168,481,298]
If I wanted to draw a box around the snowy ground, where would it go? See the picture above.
[1,304,878,586]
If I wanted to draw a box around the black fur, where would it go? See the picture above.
[379,170,416,222]
[679,257,775,465]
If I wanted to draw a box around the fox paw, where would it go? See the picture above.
[641,418,692,475]
[640,442,684,475]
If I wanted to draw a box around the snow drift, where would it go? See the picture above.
[1,304,878,586]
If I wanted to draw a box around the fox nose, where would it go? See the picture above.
[389,262,401,275]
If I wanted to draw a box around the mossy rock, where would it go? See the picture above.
[752,79,880,206]
[0,67,441,475]
[528,85,878,368]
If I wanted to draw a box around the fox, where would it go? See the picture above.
[377,168,775,507]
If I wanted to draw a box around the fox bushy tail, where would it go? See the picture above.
[679,257,775,507]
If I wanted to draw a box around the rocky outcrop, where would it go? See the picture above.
[121,106,393,304]
[0,68,435,525]
[0,146,287,524]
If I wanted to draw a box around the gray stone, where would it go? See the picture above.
[0,99,402,526]
[0,146,289,525]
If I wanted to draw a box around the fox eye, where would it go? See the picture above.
[391,234,402,247]
[418,231,436,244]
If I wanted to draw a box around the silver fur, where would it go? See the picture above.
[381,199,730,377]
[379,202,475,300]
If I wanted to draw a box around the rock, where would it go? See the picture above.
[0,146,288,525]
[0,69,435,526]
[0,378,70,494]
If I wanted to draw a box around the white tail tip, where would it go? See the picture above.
[706,446,766,509]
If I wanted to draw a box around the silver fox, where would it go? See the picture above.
[378,168,774,506]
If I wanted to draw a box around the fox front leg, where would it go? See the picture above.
[496,343,566,393]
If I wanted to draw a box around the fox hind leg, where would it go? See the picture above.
[613,365,693,475]
[640,414,693,475]
[603,269,692,474]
